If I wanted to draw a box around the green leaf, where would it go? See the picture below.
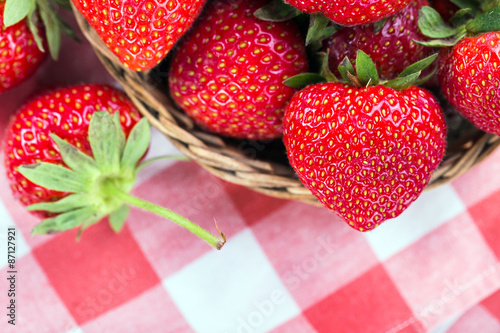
[414,30,466,47]
[109,204,130,233]
[399,53,438,77]
[418,6,460,38]
[413,66,438,86]
[319,51,337,82]
[89,111,121,174]
[466,7,500,34]
[18,162,89,193]
[283,73,327,89]
[55,12,79,42]
[385,71,421,90]
[3,0,35,27]
[50,134,100,178]
[51,0,72,10]
[355,50,379,86]
[338,56,355,82]
[254,0,301,22]
[32,207,99,234]
[26,10,45,52]
[113,112,126,157]
[450,8,473,27]
[121,117,151,172]
[306,13,331,46]
[27,193,91,213]
[39,1,61,60]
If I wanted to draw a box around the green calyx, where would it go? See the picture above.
[18,112,225,250]
[284,50,438,91]
[253,0,301,22]
[3,0,77,60]
[416,2,500,48]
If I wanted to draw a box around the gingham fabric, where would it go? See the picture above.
[2,14,500,333]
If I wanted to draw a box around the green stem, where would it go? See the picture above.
[105,182,226,250]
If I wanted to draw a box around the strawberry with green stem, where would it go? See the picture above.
[322,0,434,81]
[4,84,225,249]
[283,51,446,231]
[417,1,500,135]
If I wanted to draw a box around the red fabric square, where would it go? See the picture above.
[304,265,422,333]
[384,211,499,330]
[223,182,289,226]
[469,190,500,260]
[127,161,247,278]
[0,255,77,333]
[81,284,194,332]
[33,221,160,325]
[252,201,378,308]
[481,288,500,320]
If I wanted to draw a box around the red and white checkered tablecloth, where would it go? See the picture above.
[2,14,500,333]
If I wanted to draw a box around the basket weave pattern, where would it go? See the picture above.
[73,8,500,206]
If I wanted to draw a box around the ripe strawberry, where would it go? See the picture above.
[4,84,141,211]
[284,0,413,26]
[0,0,46,92]
[283,82,446,231]
[168,0,308,140]
[437,32,500,135]
[3,83,225,248]
[323,0,433,81]
[71,0,207,71]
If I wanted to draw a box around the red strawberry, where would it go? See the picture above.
[431,0,459,21]
[323,0,433,80]
[283,82,446,231]
[71,0,207,71]
[4,84,141,212]
[438,32,500,135]
[168,0,309,140]
[284,0,413,26]
[3,83,225,249]
[0,1,46,92]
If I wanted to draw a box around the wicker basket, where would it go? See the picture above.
[73,8,500,206]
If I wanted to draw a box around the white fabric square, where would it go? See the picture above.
[164,229,300,333]
[363,184,466,261]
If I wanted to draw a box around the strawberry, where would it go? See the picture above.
[284,0,413,26]
[323,0,433,81]
[283,52,446,231]
[4,83,225,248]
[71,0,207,71]
[4,84,141,211]
[0,0,46,92]
[431,0,459,21]
[168,0,309,140]
[437,32,500,135]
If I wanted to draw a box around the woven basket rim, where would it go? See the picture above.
[72,7,500,206]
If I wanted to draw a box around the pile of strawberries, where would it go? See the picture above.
[2,0,500,242]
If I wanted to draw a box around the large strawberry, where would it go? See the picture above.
[168,0,308,140]
[4,84,225,249]
[71,0,207,71]
[284,0,413,26]
[283,51,446,231]
[323,0,433,81]
[0,0,46,92]
[438,32,500,135]
[417,4,500,135]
